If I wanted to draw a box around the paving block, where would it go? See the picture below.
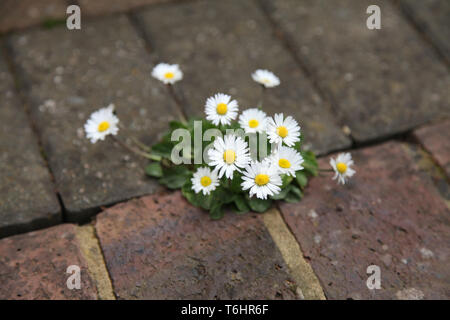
[9,15,180,221]
[0,224,98,299]
[0,55,60,238]
[136,0,351,155]
[414,120,450,179]
[0,0,68,33]
[262,0,450,142]
[279,141,450,299]
[78,0,179,16]
[95,191,312,299]
[398,0,450,62]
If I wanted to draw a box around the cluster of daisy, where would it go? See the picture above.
[82,62,355,217]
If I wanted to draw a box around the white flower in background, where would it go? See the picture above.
[84,104,119,144]
[151,63,183,84]
[330,153,355,185]
[267,113,301,147]
[205,93,239,126]
[241,161,282,199]
[238,108,268,134]
[208,134,250,179]
[271,146,304,176]
[252,69,280,88]
[191,167,219,195]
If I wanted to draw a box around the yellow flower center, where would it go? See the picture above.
[200,176,212,187]
[164,72,174,79]
[98,121,110,132]
[223,149,236,164]
[277,126,288,138]
[336,162,347,174]
[255,174,269,186]
[216,103,228,115]
[278,158,291,169]
[248,119,259,128]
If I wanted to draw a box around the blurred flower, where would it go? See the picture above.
[151,63,183,84]
[84,104,119,143]
[330,153,355,184]
[205,93,239,126]
[252,69,280,88]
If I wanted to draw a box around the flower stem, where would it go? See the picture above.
[257,85,266,109]
[167,84,188,124]
[318,168,334,172]
[110,136,162,161]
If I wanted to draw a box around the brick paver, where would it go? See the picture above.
[279,141,450,299]
[96,191,314,299]
[413,120,450,179]
[9,15,180,221]
[398,0,450,62]
[78,0,178,16]
[262,0,450,142]
[136,0,351,155]
[0,224,98,299]
[0,0,67,33]
[0,55,60,238]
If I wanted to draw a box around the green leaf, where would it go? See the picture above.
[209,202,224,220]
[145,162,163,178]
[159,166,191,189]
[281,174,294,188]
[233,194,250,214]
[301,150,318,176]
[247,197,272,213]
[295,171,308,188]
[230,172,243,193]
[151,141,174,158]
[285,185,303,203]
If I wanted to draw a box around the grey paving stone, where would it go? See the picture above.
[262,0,450,142]
[78,0,180,16]
[398,0,450,62]
[9,15,179,221]
[136,0,351,155]
[0,55,60,238]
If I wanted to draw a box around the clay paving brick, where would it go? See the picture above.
[0,0,68,33]
[136,0,351,155]
[414,120,450,179]
[0,54,60,238]
[279,141,450,299]
[262,0,450,142]
[96,191,303,299]
[78,0,181,16]
[9,15,179,221]
[0,224,98,299]
[398,0,450,62]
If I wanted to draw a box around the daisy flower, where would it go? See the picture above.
[151,63,183,84]
[251,69,280,88]
[238,108,268,134]
[241,161,282,200]
[208,134,251,179]
[84,104,119,144]
[330,153,355,185]
[191,167,219,195]
[267,113,301,147]
[271,146,304,176]
[205,93,239,126]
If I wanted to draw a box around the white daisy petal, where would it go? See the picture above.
[204,93,239,126]
[329,152,356,185]
[151,63,183,84]
[191,167,219,195]
[241,161,282,200]
[84,104,119,144]
[238,108,268,134]
[251,69,280,88]
[207,134,250,179]
[267,113,301,147]
[271,146,304,176]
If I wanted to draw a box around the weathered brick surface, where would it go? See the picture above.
[79,0,179,16]
[96,192,304,299]
[0,224,98,299]
[279,141,450,299]
[262,0,450,142]
[0,55,60,238]
[136,0,351,155]
[0,0,67,33]
[398,0,450,62]
[414,120,450,179]
[9,15,177,221]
